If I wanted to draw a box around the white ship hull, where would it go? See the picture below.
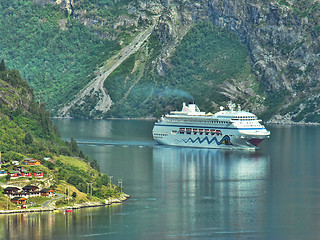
[152,102,270,150]
[153,124,269,150]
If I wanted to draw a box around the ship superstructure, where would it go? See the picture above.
[152,102,270,149]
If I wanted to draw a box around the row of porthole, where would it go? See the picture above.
[153,133,168,137]
[179,132,223,136]
[172,128,223,135]
[168,119,229,124]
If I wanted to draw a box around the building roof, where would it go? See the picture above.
[40,189,54,193]
[11,197,27,201]
[23,158,40,162]
[22,185,39,191]
[4,187,20,191]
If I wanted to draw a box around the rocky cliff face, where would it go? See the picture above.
[159,0,320,106]
[209,0,320,91]
[202,1,317,121]
[150,0,320,121]
[35,0,320,121]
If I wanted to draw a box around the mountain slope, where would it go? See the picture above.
[0,60,123,202]
[58,24,155,118]
[1,0,320,122]
[102,21,264,118]
[0,0,119,110]
[0,59,72,158]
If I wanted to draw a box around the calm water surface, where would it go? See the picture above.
[1,120,320,240]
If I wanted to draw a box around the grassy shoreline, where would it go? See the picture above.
[0,193,130,215]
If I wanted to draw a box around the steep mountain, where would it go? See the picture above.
[0,58,74,159]
[0,0,320,122]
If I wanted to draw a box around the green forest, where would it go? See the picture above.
[0,61,122,202]
[1,0,319,122]
[0,0,259,119]
[0,0,120,110]
[105,21,261,118]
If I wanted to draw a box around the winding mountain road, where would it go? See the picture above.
[41,193,64,208]
[58,25,155,117]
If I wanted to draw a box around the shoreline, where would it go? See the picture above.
[0,193,130,215]
[266,121,320,126]
[51,116,157,121]
[52,116,320,125]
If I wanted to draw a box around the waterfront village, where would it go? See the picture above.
[0,154,129,213]
[0,156,57,210]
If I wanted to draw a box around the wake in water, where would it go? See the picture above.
[66,138,157,148]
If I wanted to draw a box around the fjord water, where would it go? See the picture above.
[2,120,320,240]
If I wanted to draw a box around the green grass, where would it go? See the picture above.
[55,155,91,173]
[28,196,49,207]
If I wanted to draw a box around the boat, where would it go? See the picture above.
[152,102,270,150]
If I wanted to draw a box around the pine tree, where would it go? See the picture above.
[24,133,34,145]
[0,59,6,71]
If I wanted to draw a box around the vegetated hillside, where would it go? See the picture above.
[0,59,64,157]
[103,21,264,119]
[0,61,122,202]
[0,0,120,110]
[1,0,320,122]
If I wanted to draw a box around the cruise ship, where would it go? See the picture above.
[152,102,270,150]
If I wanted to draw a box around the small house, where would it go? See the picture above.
[3,187,20,195]
[40,189,55,197]
[8,172,19,178]
[22,158,41,166]
[11,161,19,166]
[22,185,39,193]
[43,157,55,164]
[33,172,43,178]
[11,197,27,205]
[24,172,32,177]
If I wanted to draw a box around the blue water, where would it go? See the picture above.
[1,120,320,240]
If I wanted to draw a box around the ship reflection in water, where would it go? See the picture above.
[152,146,270,237]
[0,145,270,240]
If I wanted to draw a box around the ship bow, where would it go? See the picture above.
[248,138,264,147]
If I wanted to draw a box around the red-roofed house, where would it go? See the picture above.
[40,189,55,197]
[33,172,43,178]
[11,197,27,205]
[24,172,32,177]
